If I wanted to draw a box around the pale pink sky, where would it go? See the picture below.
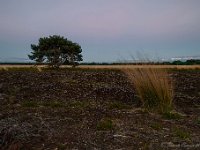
[0,0,200,62]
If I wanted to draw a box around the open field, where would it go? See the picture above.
[0,67,200,149]
[80,64,200,69]
[0,64,200,70]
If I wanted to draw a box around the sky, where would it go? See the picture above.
[0,0,200,62]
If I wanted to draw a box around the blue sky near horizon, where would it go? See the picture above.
[0,0,200,62]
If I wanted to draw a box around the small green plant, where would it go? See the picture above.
[50,101,65,108]
[173,128,190,140]
[97,118,114,130]
[143,143,150,150]
[108,101,132,110]
[124,68,173,113]
[150,122,162,130]
[162,112,182,120]
[68,101,89,109]
[57,143,67,150]
[42,101,65,108]
[22,101,38,107]
[196,118,200,125]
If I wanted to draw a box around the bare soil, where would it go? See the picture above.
[0,68,200,150]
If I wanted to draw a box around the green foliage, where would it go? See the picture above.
[42,101,65,108]
[150,122,162,130]
[108,101,132,109]
[68,101,89,109]
[22,101,38,107]
[162,112,182,120]
[172,60,185,65]
[196,118,200,125]
[28,35,83,68]
[57,143,67,150]
[97,118,114,130]
[173,128,190,140]
[172,59,200,65]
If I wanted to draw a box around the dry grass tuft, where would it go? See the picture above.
[123,68,173,113]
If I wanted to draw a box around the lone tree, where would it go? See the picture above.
[28,35,83,68]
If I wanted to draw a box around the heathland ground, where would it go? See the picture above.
[0,65,200,149]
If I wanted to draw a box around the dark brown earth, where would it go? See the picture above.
[0,68,200,150]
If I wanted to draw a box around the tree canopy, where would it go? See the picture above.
[28,35,83,68]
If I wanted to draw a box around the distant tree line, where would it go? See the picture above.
[81,59,200,65]
[1,59,200,66]
[170,59,200,65]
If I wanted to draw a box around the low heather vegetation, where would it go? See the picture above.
[0,67,200,149]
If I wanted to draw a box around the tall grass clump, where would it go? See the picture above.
[124,68,173,113]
